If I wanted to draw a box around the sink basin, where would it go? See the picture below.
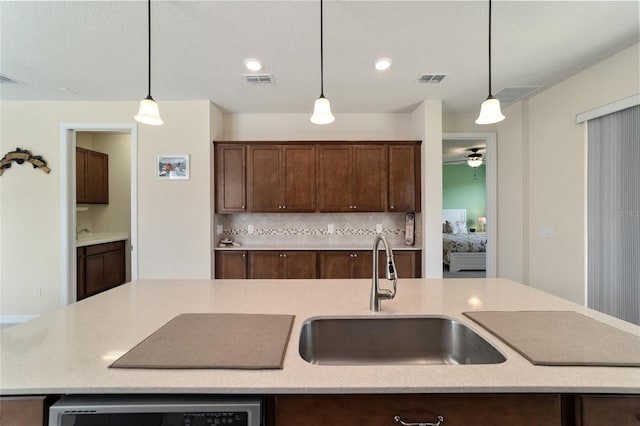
[299,316,506,365]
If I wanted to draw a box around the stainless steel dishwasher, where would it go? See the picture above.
[49,395,262,426]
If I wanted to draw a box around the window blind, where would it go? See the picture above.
[587,104,639,325]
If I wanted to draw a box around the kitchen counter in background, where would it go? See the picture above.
[76,232,128,247]
[214,244,420,251]
[1,278,638,395]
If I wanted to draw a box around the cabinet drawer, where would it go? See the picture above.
[0,396,47,426]
[273,394,562,426]
[576,395,640,426]
[86,240,125,255]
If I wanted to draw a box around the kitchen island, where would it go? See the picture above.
[1,278,639,424]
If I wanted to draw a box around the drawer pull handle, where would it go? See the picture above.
[394,415,444,426]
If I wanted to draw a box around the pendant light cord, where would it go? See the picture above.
[147,0,152,97]
[319,0,325,97]
[487,0,492,96]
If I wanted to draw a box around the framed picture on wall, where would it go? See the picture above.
[157,154,189,180]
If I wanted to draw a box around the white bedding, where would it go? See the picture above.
[442,232,487,265]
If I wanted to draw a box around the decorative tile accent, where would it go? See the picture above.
[214,213,421,247]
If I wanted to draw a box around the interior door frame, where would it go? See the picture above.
[59,122,138,305]
[442,132,497,278]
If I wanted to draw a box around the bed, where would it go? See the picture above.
[443,209,487,272]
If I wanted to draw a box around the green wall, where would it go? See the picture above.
[442,164,486,230]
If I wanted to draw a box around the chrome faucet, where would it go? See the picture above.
[76,228,90,240]
[370,234,398,312]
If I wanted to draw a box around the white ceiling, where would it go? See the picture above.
[443,139,485,164]
[1,1,638,115]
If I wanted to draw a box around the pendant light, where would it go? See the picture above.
[475,0,504,125]
[135,0,163,126]
[310,0,335,125]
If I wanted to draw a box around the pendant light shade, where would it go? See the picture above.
[475,0,504,125]
[476,95,504,125]
[311,95,335,125]
[135,0,163,126]
[310,0,334,125]
[135,95,163,125]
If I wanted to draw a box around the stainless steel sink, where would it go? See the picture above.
[299,316,506,365]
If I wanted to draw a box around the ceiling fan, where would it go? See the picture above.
[444,147,485,168]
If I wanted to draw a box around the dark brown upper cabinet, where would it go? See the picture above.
[76,147,108,204]
[247,145,316,212]
[318,145,387,212]
[388,144,421,212]
[215,144,246,213]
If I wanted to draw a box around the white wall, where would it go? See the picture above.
[443,43,639,304]
[526,43,639,304]
[1,44,637,318]
[412,101,444,278]
[0,100,216,317]
[221,113,415,141]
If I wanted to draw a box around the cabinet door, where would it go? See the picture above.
[215,251,248,279]
[215,144,246,212]
[103,248,126,287]
[378,250,420,278]
[85,254,106,296]
[0,396,47,426]
[352,145,387,212]
[76,148,88,203]
[248,251,283,279]
[86,150,108,204]
[77,247,86,300]
[283,251,317,279]
[83,241,126,299]
[576,395,640,426]
[388,144,420,212]
[247,146,281,212]
[318,146,352,212]
[319,251,352,279]
[282,146,316,212]
[272,394,563,426]
[351,251,373,278]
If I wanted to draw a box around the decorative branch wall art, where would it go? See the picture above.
[0,147,51,176]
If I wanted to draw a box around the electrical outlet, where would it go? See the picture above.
[538,226,554,238]
[216,224,223,235]
[248,224,254,234]
[376,224,383,233]
[33,286,42,297]
[328,224,334,234]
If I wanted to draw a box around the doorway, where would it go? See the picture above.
[59,123,138,305]
[442,133,496,278]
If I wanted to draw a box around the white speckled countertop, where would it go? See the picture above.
[1,278,639,395]
[76,232,128,247]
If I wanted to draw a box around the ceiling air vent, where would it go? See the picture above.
[494,86,542,105]
[243,73,274,85]
[415,73,448,84]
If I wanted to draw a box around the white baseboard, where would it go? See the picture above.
[1,315,38,325]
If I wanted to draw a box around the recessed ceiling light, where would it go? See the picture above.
[244,58,262,71]
[374,58,392,71]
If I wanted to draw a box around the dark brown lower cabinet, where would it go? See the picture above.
[381,250,421,278]
[319,250,421,279]
[248,251,317,279]
[575,395,640,426]
[270,394,564,426]
[215,251,247,279]
[319,251,373,279]
[215,250,421,279]
[77,240,126,300]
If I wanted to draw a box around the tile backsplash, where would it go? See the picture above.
[214,213,421,247]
